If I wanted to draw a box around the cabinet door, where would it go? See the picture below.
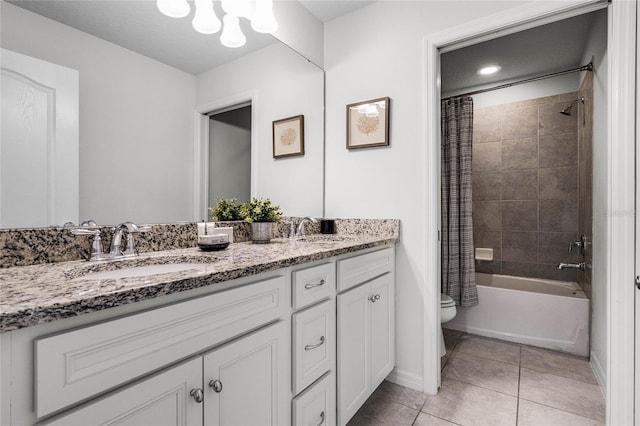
[337,283,370,426]
[41,358,203,426]
[203,321,288,426]
[370,273,395,389]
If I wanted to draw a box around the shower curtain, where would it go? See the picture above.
[441,96,478,306]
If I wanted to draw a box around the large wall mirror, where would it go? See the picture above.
[0,0,324,229]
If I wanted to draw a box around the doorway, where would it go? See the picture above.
[423,1,636,423]
[207,105,252,206]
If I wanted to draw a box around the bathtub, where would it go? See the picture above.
[445,273,590,357]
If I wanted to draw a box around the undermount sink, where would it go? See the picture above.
[76,263,208,280]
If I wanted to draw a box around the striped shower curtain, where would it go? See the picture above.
[441,96,478,306]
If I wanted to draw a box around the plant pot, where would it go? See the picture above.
[251,222,273,244]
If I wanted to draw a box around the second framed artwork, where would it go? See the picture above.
[346,97,390,149]
[272,115,304,158]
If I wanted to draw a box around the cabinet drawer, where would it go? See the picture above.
[292,262,335,310]
[337,247,394,292]
[293,371,336,426]
[35,275,287,418]
[293,299,336,394]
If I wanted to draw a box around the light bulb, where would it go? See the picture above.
[221,0,253,18]
[220,14,246,48]
[156,0,190,18]
[192,0,221,34]
[251,0,278,33]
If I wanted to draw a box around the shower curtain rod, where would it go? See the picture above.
[442,62,593,101]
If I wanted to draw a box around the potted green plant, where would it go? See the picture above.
[240,197,282,243]
[209,198,244,221]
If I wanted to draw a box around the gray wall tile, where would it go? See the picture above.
[473,142,502,172]
[502,201,538,231]
[502,138,538,170]
[473,172,501,201]
[502,169,538,200]
[502,231,537,262]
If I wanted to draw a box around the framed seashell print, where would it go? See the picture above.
[346,97,390,149]
[272,114,305,158]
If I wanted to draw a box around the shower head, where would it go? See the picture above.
[560,97,585,116]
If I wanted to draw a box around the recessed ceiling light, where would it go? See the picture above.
[477,65,501,75]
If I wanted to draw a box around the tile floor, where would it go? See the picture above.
[347,329,605,426]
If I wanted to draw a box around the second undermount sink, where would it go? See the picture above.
[76,263,209,281]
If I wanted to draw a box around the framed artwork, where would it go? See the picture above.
[272,115,304,158]
[346,97,390,149]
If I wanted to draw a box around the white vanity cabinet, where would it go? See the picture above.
[336,248,395,426]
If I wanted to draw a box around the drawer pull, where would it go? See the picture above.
[314,411,325,426]
[369,293,381,303]
[304,336,325,351]
[190,388,204,403]
[304,279,326,289]
[209,379,223,393]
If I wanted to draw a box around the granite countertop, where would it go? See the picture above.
[0,233,398,332]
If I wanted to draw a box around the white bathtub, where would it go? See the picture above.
[445,273,590,357]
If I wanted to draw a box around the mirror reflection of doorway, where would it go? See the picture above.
[207,104,251,207]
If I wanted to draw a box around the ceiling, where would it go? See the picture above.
[441,11,601,96]
[7,0,373,75]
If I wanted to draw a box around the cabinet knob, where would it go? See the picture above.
[369,293,381,303]
[304,335,325,351]
[304,279,326,289]
[313,411,325,426]
[209,379,223,393]
[190,388,204,403]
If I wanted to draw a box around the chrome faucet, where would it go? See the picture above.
[296,217,317,237]
[110,222,150,258]
[557,262,585,271]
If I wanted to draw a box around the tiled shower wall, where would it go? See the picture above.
[578,71,594,298]
[472,92,581,282]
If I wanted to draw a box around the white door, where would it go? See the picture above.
[41,358,203,426]
[0,49,78,228]
[370,273,395,389]
[203,321,288,426]
[337,283,370,426]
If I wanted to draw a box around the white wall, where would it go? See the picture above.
[0,2,196,225]
[196,42,324,218]
[324,0,529,389]
[580,9,608,387]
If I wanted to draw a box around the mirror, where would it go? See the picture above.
[0,1,324,228]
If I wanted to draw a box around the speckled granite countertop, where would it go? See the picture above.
[1,233,398,332]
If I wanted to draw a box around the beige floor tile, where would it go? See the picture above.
[521,345,598,385]
[375,380,428,410]
[455,334,521,365]
[443,351,520,396]
[519,367,605,423]
[518,399,604,426]
[413,412,460,426]
[347,395,419,426]
[422,378,517,426]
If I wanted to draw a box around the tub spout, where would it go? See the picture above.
[557,262,585,271]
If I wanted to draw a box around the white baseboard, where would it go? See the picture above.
[590,350,606,397]
[385,367,424,392]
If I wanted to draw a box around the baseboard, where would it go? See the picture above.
[590,350,606,396]
[385,367,423,392]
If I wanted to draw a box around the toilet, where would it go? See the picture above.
[440,293,457,357]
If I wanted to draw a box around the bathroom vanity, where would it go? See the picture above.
[0,229,397,426]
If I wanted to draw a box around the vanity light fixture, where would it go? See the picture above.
[157,0,278,48]
[477,65,502,75]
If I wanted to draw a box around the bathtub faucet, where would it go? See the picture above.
[557,262,585,271]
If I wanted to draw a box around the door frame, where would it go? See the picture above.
[423,1,636,423]
[193,90,258,221]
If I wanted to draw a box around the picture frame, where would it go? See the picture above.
[272,115,305,158]
[346,97,390,149]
